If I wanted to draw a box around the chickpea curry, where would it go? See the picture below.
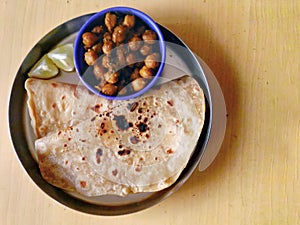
[81,12,162,97]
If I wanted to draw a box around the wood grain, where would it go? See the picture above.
[1,0,299,224]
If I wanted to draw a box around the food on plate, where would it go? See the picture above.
[25,76,205,196]
[47,43,74,72]
[28,43,74,79]
[28,55,59,79]
[25,78,110,138]
[80,12,161,96]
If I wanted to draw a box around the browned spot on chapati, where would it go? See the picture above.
[167,100,174,106]
[80,181,86,188]
[130,136,139,144]
[167,149,174,154]
[91,104,101,113]
[127,102,138,112]
[112,169,118,176]
[118,149,131,156]
[96,148,103,164]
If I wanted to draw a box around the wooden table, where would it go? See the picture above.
[1,1,299,224]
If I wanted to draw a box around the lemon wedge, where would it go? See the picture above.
[47,43,74,72]
[28,55,59,79]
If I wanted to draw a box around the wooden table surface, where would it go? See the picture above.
[1,1,299,224]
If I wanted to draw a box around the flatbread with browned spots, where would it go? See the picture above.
[26,76,205,196]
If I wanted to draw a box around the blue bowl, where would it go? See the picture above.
[74,7,166,100]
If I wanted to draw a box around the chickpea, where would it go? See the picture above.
[130,68,140,81]
[131,78,146,92]
[84,49,98,66]
[95,78,106,91]
[142,30,157,44]
[103,32,112,42]
[112,25,127,43]
[139,44,152,56]
[93,63,106,80]
[105,12,117,32]
[128,36,142,51]
[91,25,104,34]
[104,71,119,84]
[102,83,118,96]
[102,40,114,54]
[123,15,135,28]
[126,53,137,67]
[92,42,103,54]
[144,53,160,69]
[116,47,126,67]
[82,32,98,48]
[101,55,111,69]
[139,65,153,78]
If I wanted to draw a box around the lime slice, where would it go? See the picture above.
[47,43,74,72]
[28,55,59,79]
